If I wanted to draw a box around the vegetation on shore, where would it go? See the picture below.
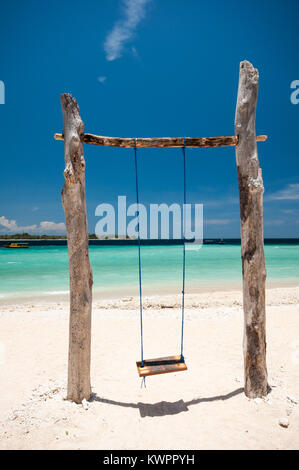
[0,233,134,240]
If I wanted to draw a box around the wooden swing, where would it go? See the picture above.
[136,356,187,377]
[56,61,269,402]
[133,138,188,378]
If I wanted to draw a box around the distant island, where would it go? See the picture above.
[0,234,298,245]
[0,233,134,240]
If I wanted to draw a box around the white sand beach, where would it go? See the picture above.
[0,286,298,450]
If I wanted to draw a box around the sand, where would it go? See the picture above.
[0,286,298,450]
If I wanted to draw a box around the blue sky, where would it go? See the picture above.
[0,0,298,237]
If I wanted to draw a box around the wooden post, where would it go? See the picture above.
[60,93,93,403]
[235,61,268,398]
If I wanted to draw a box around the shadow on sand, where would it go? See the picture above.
[90,387,244,418]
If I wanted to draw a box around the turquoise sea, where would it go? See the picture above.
[0,244,298,302]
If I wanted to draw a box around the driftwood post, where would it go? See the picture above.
[235,61,268,398]
[61,93,93,403]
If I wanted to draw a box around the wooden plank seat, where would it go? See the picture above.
[136,355,187,377]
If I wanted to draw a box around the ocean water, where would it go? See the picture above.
[0,244,298,302]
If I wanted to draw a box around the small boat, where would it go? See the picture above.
[3,242,29,249]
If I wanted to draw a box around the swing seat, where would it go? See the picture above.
[136,355,187,377]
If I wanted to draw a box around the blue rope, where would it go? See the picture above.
[134,137,186,369]
[134,138,144,367]
[141,376,146,388]
[180,137,187,362]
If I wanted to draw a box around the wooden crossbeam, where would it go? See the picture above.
[54,133,268,148]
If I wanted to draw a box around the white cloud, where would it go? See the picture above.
[39,221,66,233]
[104,0,151,61]
[0,216,17,230]
[98,76,107,84]
[0,216,37,233]
[267,183,299,201]
[0,216,66,235]
[131,45,140,60]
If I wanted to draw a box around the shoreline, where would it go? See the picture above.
[0,278,298,306]
[1,285,298,315]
